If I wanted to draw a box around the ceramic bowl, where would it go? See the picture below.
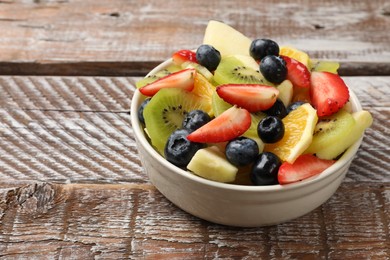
[130,59,363,227]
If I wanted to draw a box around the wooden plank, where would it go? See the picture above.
[0,0,389,76]
[0,182,388,258]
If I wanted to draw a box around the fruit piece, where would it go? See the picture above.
[264,103,318,163]
[143,88,210,155]
[191,73,215,116]
[279,46,310,68]
[277,80,293,107]
[187,146,238,183]
[257,116,285,143]
[251,152,281,185]
[196,44,221,72]
[216,84,279,112]
[164,129,205,167]
[306,110,372,159]
[213,55,271,86]
[182,110,211,132]
[310,59,340,74]
[287,101,306,114]
[281,55,311,89]
[250,39,279,61]
[182,61,213,80]
[263,99,288,119]
[187,106,251,143]
[203,20,252,57]
[139,68,196,96]
[260,55,288,84]
[136,66,181,89]
[310,71,350,117]
[137,98,151,124]
[172,49,198,65]
[225,137,259,167]
[278,154,336,184]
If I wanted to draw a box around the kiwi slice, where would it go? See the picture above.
[305,109,356,159]
[143,88,210,155]
[211,91,266,140]
[213,55,274,86]
[135,64,182,89]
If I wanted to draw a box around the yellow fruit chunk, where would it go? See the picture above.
[203,20,252,57]
[280,46,310,68]
[192,73,215,116]
[264,103,318,163]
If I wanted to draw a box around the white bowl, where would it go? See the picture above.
[130,59,363,227]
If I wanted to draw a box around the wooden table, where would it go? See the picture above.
[0,1,389,259]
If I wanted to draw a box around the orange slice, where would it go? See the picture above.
[280,46,310,68]
[192,73,215,116]
[264,103,318,163]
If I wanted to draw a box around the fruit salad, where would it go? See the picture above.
[135,20,373,185]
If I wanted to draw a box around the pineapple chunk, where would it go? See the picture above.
[187,146,238,183]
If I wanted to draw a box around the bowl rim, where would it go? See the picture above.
[130,58,363,193]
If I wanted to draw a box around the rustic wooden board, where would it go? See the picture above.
[0,0,389,76]
[0,182,388,259]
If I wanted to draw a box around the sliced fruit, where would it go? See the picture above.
[135,65,181,89]
[279,46,310,68]
[192,73,215,116]
[277,80,293,107]
[281,55,311,89]
[264,103,318,163]
[139,68,196,96]
[306,110,372,159]
[310,71,350,117]
[182,61,213,80]
[172,49,198,65]
[213,55,272,86]
[310,59,340,74]
[278,154,336,184]
[143,88,210,155]
[203,20,252,57]
[187,146,238,183]
[187,106,251,143]
[216,84,279,112]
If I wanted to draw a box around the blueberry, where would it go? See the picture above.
[182,110,211,132]
[250,152,281,185]
[263,99,287,119]
[287,101,306,114]
[196,44,221,72]
[164,129,204,167]
[249,39,279,61]
[225,137,259,167]
[257,116,285,143]
[260,55,287,84]
[137,98,151,124]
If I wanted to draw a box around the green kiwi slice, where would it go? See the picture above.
[305,109,356,159]
[135,64,182,89]
[143,88,210,155]
[213,55,274,86]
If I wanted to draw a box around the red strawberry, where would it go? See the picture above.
[139,68,196,96]
[278,154,336,184]
[281,55,311,89]
[172,50,198,65]
[216,84,279,112]
[310,71,349,117]
[187,106,251,143]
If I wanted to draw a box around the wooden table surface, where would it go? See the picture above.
[0,0,389,259]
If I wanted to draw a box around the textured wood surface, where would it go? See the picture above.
[0,76,389,258]
[0,0,389,76]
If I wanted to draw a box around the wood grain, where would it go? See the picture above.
[0,0,389,76]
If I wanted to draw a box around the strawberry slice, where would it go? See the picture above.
[139,68,196,96]
[310,71,349,117]
[278,154,336,184]
[172,49,198,65]
[187,106,251,143]
[281,55,311,89]
[216,84,279,112]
